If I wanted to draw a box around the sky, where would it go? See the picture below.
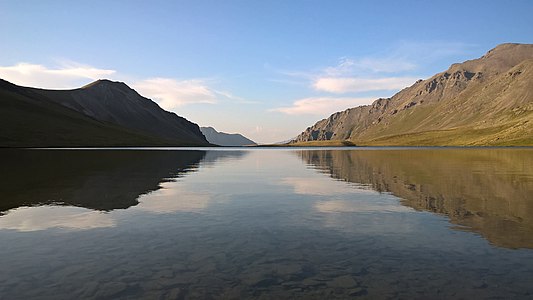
[1,0,532,143]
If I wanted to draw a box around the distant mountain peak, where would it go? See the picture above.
[445,43,533,75]
[200,126,256,146]
[482,43,533,61]
[487,42,528,54]
[81,79,130,91]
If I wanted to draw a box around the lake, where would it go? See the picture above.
[0,147,532,299]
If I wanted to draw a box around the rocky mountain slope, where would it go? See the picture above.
[0,79,209,147]
[292,43,533,146]
[200,126,256,146]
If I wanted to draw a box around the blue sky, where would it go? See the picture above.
[1,0,532,143]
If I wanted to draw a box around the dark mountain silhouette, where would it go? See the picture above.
[0,79,209,147]
[0,149,255,214]
[0,149,206,213]
[200,126,256,146]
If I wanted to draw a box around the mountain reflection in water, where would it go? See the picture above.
[0,150,205,213]
[0,148,533,299]
[298,148,533,249]
[0,149,248,214]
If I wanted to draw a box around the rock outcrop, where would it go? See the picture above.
[293,43,533,146]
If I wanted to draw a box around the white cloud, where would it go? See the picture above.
[134,79,257,110]
[271,96,375,115]
[132,78,218,110]
[273,54,419,95]
[273,41,474,96]
[0,61,250,110]
[324,57,416,76]
[313,76,417,94]
[0,62,116,89]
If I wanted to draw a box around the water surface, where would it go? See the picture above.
[0,148,532,299]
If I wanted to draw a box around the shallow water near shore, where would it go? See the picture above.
[0,147,532,299]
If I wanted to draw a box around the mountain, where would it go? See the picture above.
[292,43,533,146]
[0,79,210,147]
[298,149,533,249]
[200,126,256,146]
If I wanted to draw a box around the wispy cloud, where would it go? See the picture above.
[275,54,417,81]
[0,62,115,89]
[391,40,476,62]
[133,78,218,110]
[321,41,474,77]
[271,96,374,115]
[271,53,418,96]
[313,76,418,94]
[310,55,419,94]
[211,89,259,104]
[323,57,416,76]
[0,60,254,111]
[133,78,258,110]
[272,40,474,96]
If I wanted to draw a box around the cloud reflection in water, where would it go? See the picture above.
[0,206,115,232]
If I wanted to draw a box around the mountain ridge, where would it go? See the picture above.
[29,79,208,144]
[200,126,256,146]
[292,43,533,146]
[0,78,210,147]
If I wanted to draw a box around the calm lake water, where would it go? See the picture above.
[0,147,532,299]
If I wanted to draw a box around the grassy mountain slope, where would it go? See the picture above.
[292,43,533,146]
